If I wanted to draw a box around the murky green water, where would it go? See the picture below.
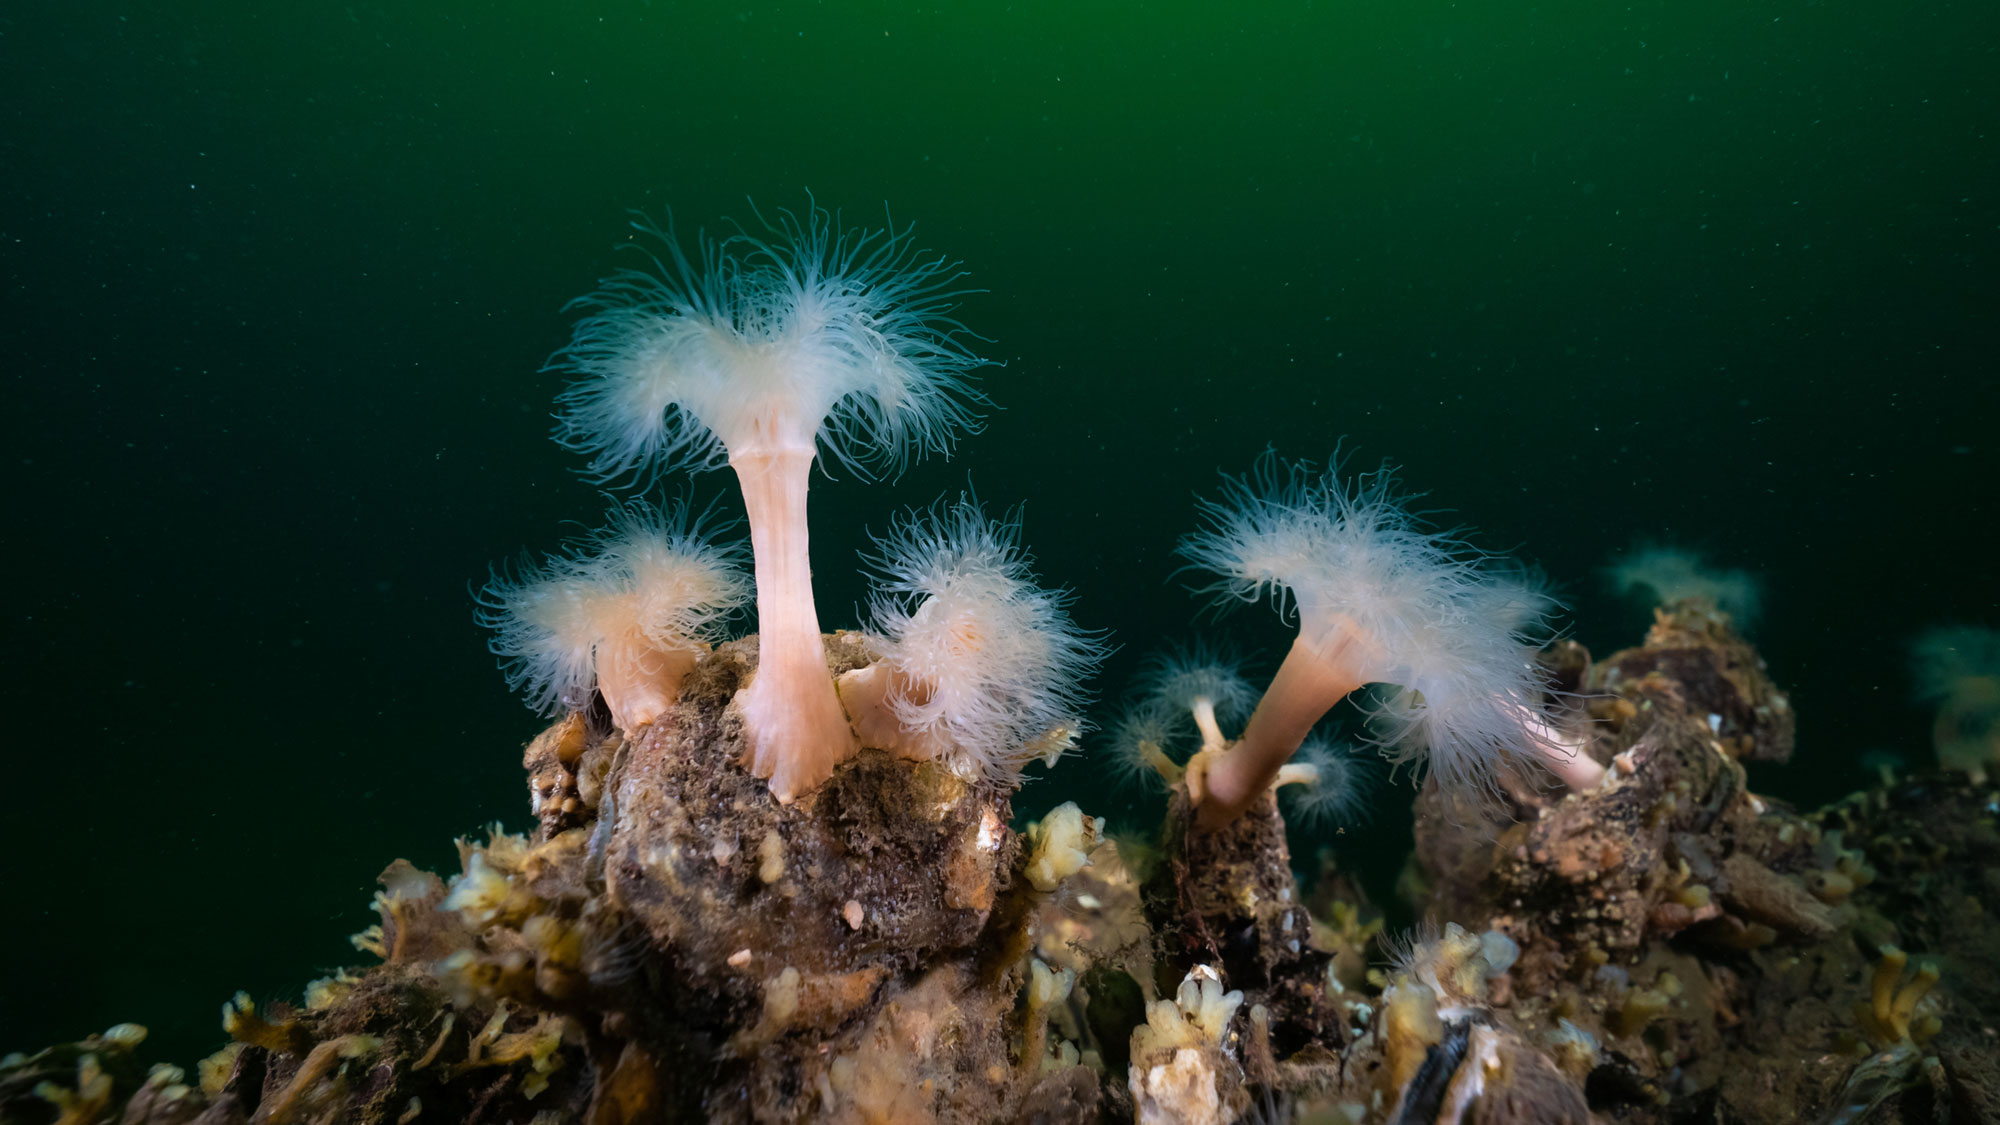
[6,0,1993,1065]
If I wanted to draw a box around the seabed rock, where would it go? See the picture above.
[7,606,1998,1123]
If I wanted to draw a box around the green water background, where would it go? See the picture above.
[5,0,1994,1065]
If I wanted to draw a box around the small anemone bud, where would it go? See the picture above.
[100,1024,148,1050]
[197,1047,244,1099]
[442,852,517,928]
[1614,972,1681,1037]
[839,496,1110,782]
[1134,638,1259,752]
[1274,737,1380,830]
[1106,700,1186,791]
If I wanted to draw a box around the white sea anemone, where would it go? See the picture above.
[1276,737,1380,830]
[549,201,988,800]
[1135,638,1259,746]
[1909,624,2000,780]
[1177,451,1567,828]
[1106,699,1188,791]
[1605,544,1760,626]
[477,500,748,732]
[837,496,1109,782]
[1911,625,2000,701]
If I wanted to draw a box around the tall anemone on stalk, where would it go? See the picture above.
[1176,452,1585,831]
[551,203,988,801]
[477,500,750,733]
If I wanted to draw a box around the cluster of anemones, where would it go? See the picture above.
[482,205,1102,801]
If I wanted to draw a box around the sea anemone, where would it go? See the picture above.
[1365,565,1604,793]
[1104,640,1259,791]
[1133,639,1260,754]
[476,501,749,733]
[1176,451,1570,829]
[1605,544,1760,627]
[1909,625,2000,781]
[1274,737,1380,830]
[836,496,1109,783]
[550,202,988,801]
[1106,699,1187,791]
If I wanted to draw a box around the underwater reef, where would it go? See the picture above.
[8,601,1998,1124]
[8,207,1998,1124]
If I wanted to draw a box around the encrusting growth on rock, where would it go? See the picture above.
[1127,965,1246,1125]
